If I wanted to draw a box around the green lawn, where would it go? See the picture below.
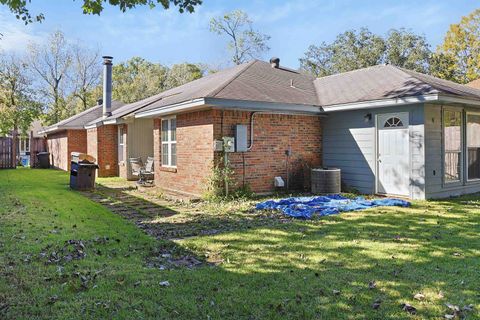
[1,169,479,319]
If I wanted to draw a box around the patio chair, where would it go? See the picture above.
[129,157,144,184]
[140,156,155,186]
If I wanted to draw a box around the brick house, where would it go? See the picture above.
[41,56,154,179]
[133,59,480,199]
[39,100,124,171]
[40,56,480,200]
[135,59,324,197]
[85,94,156,179]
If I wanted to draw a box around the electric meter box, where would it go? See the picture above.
[223,137,235,153]
[235,124,248,152]
[213,140,224,152]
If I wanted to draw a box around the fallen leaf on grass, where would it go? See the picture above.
[463,304,474,312]
[401,303,417,314]
[159,281,170,287]
[372,299,381,310]
[368,281,376,289]
[47,295,58,305]
[414,293,425,301]
[332,290,340,296]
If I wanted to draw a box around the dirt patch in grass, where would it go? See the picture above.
[87,180,293,240]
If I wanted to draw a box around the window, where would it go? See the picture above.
[384,117,404,128]
[443,110,462,183]
[161,117,177,167]
[18,138,29,153]
[118,126,125,163]
[467,113,480,180]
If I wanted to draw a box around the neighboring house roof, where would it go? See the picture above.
[39,100,125,134]
[30,120,45,138]
[314,64,480,107]
[86,94,163,127]
[135,60,320,117]
[467,78,480,89]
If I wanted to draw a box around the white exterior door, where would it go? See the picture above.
[377,113,410,196]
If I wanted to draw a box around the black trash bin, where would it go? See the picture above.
[70,152,99,191]
[36,152,50,169]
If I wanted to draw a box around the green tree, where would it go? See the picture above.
[210,10,270,65]
[28,31,72,124]
[0,0,201,24]
[165,63,203,89]
[112,57,169,103]
[0,53,41,136]
[433,9,480,83]
[69,44,102,111]
[429,52,457,82]
[300,28,431,77]
[109,58,203,103]
[384,28,431,73]
[300,28,385,77]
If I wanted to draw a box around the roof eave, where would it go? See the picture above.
[322,94,440,112]
[135,97,322,118]
[206,98,322,114]
[437,94,480,106]
[135,98,207,118]
[84,122,101,130]
[102,118,119,125]
[39,125,85,135]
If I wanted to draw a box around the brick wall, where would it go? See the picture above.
[86,127,98,166]
[47,131,68,171]
[87,125,118,177]
[152,109,322,197]
[47,129,87,171]
[153,110,214,196]
[67,130,87,170]
[213,110,323,193]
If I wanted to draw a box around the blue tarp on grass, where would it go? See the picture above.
[256,195,410,219]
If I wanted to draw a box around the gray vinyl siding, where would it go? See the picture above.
[125,118,154,180]
[424,103,480,198]
[323,104,425,199]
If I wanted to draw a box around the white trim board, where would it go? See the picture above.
[38,126,84,134]
[135,98,322,118]
[323,94,480,112]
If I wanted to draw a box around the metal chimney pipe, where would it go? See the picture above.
[270,57,280,68]
[102,56,113,118]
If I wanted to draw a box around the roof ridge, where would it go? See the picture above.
[315,64,385,81]
[208,60,257,98]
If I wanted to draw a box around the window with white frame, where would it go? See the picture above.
[118,126,125,163]
[161,117,176,167]
[18,137,30,154]
[443,109,463,183]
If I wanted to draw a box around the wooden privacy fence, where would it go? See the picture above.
[0,137,16,169]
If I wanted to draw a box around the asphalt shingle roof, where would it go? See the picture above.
[136,60,319,114]
[45,61,480,133]
[42,100,124,132]
[314,64,480,106]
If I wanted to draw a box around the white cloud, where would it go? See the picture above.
[0,11,46,53]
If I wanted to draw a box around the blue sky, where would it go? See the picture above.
[0,0,478,69]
